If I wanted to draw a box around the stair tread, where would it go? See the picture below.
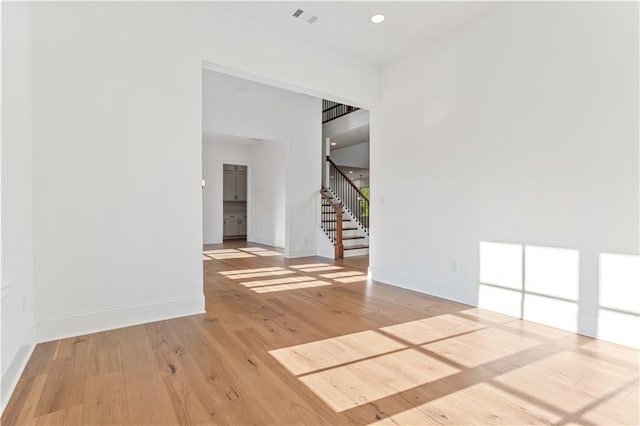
[322,219,351,222]
[343,236,365,240]
[325,226,358,231]
[344,244,369,250]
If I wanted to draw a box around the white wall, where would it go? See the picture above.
[202,70,321,257]
[331,142,370,169]
[370,2,639,346]
[1,2,36,412]
[323,108,370,139]
[30,2,375,341]
[201,135,287,248]
[250,141,287,248]
[202,137,251,245]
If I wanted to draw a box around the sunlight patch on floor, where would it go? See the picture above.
[457,308,516,325]
[368,382,561,425]
[579,381,639,425]
[252,280,332,293]
[380,314,486,345]
[218,262,367,293]
[254,251,283,256]
[240,276,317,288]
[208,252,256,259]
[268,305,638,424]
[237,247,282,256]
[224,270,295,280]
[422,327,539,368]
[334,274,368,283]
[270,330,406,376]
[501,320,572,342]
[219,267,284,275]
[493,350,637,414]
[203,247,282,259]
[204,249,241,254]
[300,349,459,412]
[298,266,344,273]
[203,248,257,259]
[290,263,329,269]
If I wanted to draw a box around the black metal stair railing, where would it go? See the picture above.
[326,157,369,234]
[322,100,359,124]
[320,187,344,259]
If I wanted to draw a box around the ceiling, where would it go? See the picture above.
[219,2,496,66]
[330,124,369,150]
[202,131,266,147]
[336,166,369,180]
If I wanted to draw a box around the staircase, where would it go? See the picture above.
[319,157,369,259]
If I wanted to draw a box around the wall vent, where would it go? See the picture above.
[291,8,318,24]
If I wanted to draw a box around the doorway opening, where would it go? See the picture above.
[320,101,370,259]
[200,65,369,267]
[222,163,247,241]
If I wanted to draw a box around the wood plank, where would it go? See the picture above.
[2,241,638,425]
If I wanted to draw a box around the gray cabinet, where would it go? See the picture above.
[238,214,247,235]
[223,165,247,201]
[224,214,247,237]
[235,171,247,201]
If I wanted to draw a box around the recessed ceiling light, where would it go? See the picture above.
[349,170,353,173]
[370,14,385,24]
[331,142,337,146]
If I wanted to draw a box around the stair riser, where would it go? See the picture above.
[322,232,360,242]
[343,238,369,248]
[321,187,369,259]
[344,248,369,257]
[342,229,361,238]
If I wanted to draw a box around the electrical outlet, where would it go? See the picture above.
[449,261,458,273]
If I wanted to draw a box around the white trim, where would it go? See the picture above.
[371,268,474,307]
[1,326,35,415]
[284,248,317,259]
[370,268,640,349]
[247,236,285,250]
[36,294,205,343]
[201,61,372,111]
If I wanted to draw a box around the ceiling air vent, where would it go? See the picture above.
[291,8,318,24]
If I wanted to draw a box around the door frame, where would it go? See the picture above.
[219,161,250,242]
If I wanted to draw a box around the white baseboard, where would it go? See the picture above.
[36,295,205,343]
[370,267,474,307]
[203,237,223,245]
[247,236,284,249]
[1,327,36,415]
[370,268,640,349]
[284,249,318,258]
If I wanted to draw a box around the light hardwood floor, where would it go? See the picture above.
[2,241,638,425]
